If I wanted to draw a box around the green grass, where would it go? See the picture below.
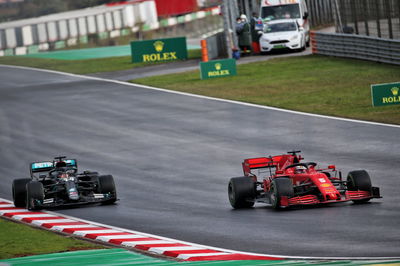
[0,49,201,74]
[0,218,104,259]
[132,55,400,125]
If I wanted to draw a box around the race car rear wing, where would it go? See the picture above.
[30,159,78,176]
[242,154,302,175]
[242,157,277,175]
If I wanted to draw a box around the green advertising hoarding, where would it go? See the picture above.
[131,37,187,63]
[371,82,400,107]
[200,59,237,80]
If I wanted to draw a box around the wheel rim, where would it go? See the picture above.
[270,184,276,206]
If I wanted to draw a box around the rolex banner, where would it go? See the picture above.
[130,37,187,63]
[200,59,237,80]
[371,82,400,107]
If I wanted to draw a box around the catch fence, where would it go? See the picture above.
[335,0,400,39]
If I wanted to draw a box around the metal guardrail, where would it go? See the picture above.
[311,31,400,65]
[203,29,228,60]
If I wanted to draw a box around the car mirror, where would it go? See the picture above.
[299,27,304,31]
[258,31,263,35]
[328,165,336,170]
[39,174,47,179]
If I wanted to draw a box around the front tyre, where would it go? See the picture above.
[26,181,44,210]
[228,177,256,209]
[98,175,117,204]
[12,178,31,207]
[347,170,372,203]
[270,178,294,209]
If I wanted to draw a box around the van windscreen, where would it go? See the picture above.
[261,4,301,20]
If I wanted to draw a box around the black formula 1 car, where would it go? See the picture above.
[228,151,381,209]
[12,156,117,210]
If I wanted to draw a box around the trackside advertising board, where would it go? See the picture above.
[371,82,400,107]
[200,59,237,80]
[130,37,187,63]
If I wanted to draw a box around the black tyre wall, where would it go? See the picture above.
[270,178,294,209]
[98,175,117,204]
[228,177,256,209]
[12,178,31,207]
[347,170,372,191]
[26,181,44,210]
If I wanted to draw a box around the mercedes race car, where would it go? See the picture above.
[12,156,117,210]
[228,151,381,209]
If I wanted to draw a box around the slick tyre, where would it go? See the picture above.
[228,177,256,209]
[347,170,372,203]
[26,181,44,210]
[270,178,294,209]
[12,178,31,208]
[98,175,117,204]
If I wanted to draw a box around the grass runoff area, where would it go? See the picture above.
[0,52,399,124]
[133,55,400,125]
[0,218,103,259]
[0,49,201,74]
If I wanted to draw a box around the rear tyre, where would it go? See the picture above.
[228,177,256,209]
[347,170,372,203]
[12,178,31,207]
[98,175,117,204]
[270,178,294,209]
[26,181,44,210]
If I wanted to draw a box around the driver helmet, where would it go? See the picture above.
[54,161,68,179]
[295,165,307,174]
[55,161,67,168]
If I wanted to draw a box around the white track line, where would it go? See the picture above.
[149,246,205,252]
[1,64,399,129]
[31,219,76,225]
[177,253,231,260]
[97,235,142,241]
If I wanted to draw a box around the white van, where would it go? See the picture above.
[260,0,310,45]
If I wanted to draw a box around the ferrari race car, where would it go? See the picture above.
[12,156,117,210]
[228,151,381,209]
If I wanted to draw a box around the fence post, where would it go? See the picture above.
[375,0,382,38]
[384,0,393,39]
[363,0,370,36]
[333,0,343,33]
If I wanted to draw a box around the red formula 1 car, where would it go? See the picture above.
[228,151,381,209]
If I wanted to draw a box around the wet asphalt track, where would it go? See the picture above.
[0,65,399,258]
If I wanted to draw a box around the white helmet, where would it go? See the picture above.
[295,165,307,173]
[240,14,247,20]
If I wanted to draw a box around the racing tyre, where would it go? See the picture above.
[12,178,31,207]
[26,181,44,210]
[347,170,372,203]
[98,175,117,204]
[270,178,294,209]
[228,177,256,209]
